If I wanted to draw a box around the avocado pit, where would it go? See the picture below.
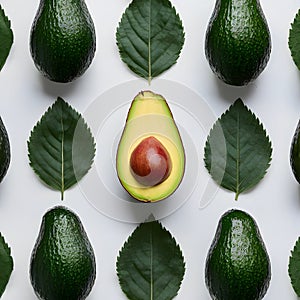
[130,136,172,187]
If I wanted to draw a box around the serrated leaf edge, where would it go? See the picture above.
[289,8,300,69]
[27,97,96,200]
[116,0,185,83]
[116,220,185,300]
[0,4,13,71]
[0,5,12,30]
[204,98,272,200]
[0,232,13,297]
[289,237,300,296]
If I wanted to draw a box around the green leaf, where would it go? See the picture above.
[116,0,185,83]
[204,98,272,200]
[0,233,13,297]
[289,9,300,70]
[116,219,185,300]
[0,5,13,71]
[289,237,300,296]
[28,97,95,200]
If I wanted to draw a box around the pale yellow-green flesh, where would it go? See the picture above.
[116,91,185,202]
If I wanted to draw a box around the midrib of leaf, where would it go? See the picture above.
[28,97,95,199]
[150,228,153,300]
[60,115,65,200]
[204,99,272,200]
[148,0,152,84]
[117,220,185,300]
[235,112,241,200]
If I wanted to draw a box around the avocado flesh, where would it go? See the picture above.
[30,206,96,300]
[116,91,185,202]
[205,0,271,86]
[205,209,271,300]
[30,0,96,83]
[0,117,10,183]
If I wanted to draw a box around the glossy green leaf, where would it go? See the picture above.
[289,237,300,296]
[289,9,300,70]
[116,219,185,300]
[28,97,95,200]
[0,233,13,297]
[116,0,185,83]
[204,99,272,200]
[0,5,13,71]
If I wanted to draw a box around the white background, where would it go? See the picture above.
[0,0,299,299]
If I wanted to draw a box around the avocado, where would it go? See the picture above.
[116,91,185,202]
[205,209,271,300]
[290,120,300,183]
[205,0,271,86]
[0,117,10,183]
[30,206,96,300]
[30,0,96,83]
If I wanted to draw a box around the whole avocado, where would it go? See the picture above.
[30,0,96,83]
[205,0,271,86]
[30,206,96,300]
[290,120,300,183]
[0,117,10,183]
[205,209,271,300]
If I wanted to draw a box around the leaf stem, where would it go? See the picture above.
[235,192,239,201]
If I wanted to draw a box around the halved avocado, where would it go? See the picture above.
[116,91,185,202]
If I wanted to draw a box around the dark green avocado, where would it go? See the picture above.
[290,120,300,183]
[30,0,96,83]
[30,206,96,300]
[205,209,271,300]
[0,117,10,183]
[205,0,271,86]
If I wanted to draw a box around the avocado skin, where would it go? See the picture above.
[290,120,300,183]
[0,117,10,183]
[30,206,96,300]
[205,0,271,86]
[205,209,271,300]
[30,0,96,83]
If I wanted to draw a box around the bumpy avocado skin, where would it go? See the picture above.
[291,120,300,183]
[30,206,96,300]
[205,209,271,300]
[0,117,10,183]
[205,0,271,86]
[30,0,96,83]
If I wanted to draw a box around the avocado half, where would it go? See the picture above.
[116,91,185,202]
